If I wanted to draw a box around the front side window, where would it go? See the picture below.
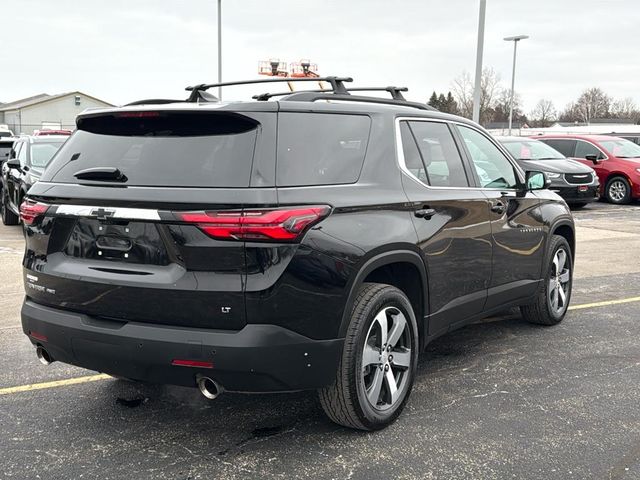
[575,140,605,160]
[406,121,469,187]
[17,142,27,166]
[457,125,518,189]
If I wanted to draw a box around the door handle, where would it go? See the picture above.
[491,202,506,214]
[414,208,436,219]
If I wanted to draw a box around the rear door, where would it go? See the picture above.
[24,109,277,331]
[397,119,493,335]
[455,125,545,309]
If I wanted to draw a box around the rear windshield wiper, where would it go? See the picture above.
[73,167,127,182]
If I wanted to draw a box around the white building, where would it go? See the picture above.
[0,91,114,135]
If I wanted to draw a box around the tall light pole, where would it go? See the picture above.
[504,34,528,135]
[217,0,222,100]
[472,0,486,124]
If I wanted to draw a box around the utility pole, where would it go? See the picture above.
[504,35,529,135]
[217,0,222,100]
[472,0,486,124]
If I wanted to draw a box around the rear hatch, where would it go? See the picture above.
[22,108,279,331]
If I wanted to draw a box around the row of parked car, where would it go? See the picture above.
[497,134,640,206]
[0,132,69,225]
[1,127,639,228]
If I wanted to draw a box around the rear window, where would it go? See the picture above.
[276,113,371,186]
[42,112,259,187]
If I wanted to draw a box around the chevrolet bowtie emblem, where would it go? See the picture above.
[90,207,116,220]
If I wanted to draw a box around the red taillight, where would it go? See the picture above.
[176,206,331,241]
[171,359,214,369]
[19,200,49,225]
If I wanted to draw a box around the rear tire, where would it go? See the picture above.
[605,176,631,204]
[1,191,19,226]
[319,283,419,430]
[521,235,572,326]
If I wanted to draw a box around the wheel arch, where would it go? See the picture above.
[550,221,575,262]
[339,250,428,345]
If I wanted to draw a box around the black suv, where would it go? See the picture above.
[20,77,575,430]
[1,135,67,225]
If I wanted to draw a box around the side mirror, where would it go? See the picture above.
[6,158,20,170]
[525,171,550,191]
[584,154,600,164]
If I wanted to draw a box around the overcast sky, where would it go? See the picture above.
[2,0,639,113]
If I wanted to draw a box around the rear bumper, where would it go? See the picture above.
[21,299,343,393]
[552,185,599,204]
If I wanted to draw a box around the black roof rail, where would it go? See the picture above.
[185,76,353,102]
[253,86,409,102]
[280,92,436,112]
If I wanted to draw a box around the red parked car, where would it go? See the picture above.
[534,135,640,204]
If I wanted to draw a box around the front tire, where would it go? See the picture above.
[521,235,573,326]
[319,283,419,430]
[1,191,19,226]
[605,176,631,204]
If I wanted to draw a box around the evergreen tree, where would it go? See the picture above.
[428,91,439,110]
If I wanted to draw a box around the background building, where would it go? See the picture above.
[0,91,114,135]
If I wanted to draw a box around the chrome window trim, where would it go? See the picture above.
[394,116,525,192]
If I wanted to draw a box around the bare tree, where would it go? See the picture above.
[575,87,611,123]
[611,97,640,122]
[451,67,501,124]
[529,99,556,127]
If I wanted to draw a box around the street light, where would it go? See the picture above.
[217,0,222,100]
[504,34,529,135]
[472,0,486,124]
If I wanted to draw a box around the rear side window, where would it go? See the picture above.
[42,112,259,187]
[276,113,371,186]
[541,139,576,157]
[407,121,469,188]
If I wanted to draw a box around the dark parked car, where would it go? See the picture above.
[496,136,599,208]
[20,78,575,430]
[1,135,67,225]
[535,134,640,204]
[0,136,15,166]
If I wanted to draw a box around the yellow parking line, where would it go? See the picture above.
[568,296,640,311]
[0,374,110,396]
[1,296,640,397]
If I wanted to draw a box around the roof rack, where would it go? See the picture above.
[185,76,353,102]
[123,76,434,112]
[252,86,409,101]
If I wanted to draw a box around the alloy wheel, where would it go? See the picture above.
[608,180,627,202]
[361,306,412,411]
[548,248,570,315]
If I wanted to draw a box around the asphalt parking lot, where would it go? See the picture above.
[1,201,640,480]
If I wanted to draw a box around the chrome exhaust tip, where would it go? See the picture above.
[197,375,222,400]
[36,346,54,366]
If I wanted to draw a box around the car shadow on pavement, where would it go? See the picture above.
[88,313,540,445]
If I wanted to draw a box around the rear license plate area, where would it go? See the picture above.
[64,218,171,265]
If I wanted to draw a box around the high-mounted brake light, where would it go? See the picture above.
[176,206,331,241]
[115,111,161,118]
[19,200,49,225]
